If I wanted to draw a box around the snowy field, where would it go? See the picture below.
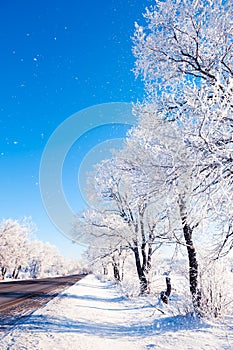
[1,274,233,350]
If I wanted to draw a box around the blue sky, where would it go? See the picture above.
[0,0,149,258]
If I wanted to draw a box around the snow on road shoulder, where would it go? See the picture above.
[0,274,233,350]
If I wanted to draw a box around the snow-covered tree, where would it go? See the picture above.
[132,0,233,314]
[133,0,233,100]
[123,111,204,310]
[27,240,76,278]
[74,208,131,282]
[0,218,80,280]
[0,218,32,279]
[74,155,170,294]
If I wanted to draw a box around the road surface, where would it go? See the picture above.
[0,274,85,313]
[0,274,86,333]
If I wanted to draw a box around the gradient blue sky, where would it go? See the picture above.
[0,1,149,258]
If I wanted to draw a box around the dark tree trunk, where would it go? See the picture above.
[183,223,201,312]
[1,266,7,280]
[160,277,172,304]
[133,247,148,294]
[166,277,171,297]
[102,264,108,276]
[12,265,21,279]
[147,240,153,273]
[121,256,126,281]
[12,268,16,279]
[112,263,121,282]
[179,195,201,314]
[140,214,147,273]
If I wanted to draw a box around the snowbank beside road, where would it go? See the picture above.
[1,274,233,350]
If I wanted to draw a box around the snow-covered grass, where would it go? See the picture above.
[1,274,233,350]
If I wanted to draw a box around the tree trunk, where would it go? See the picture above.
[183,223,201,311]
[121,256,126,281]
[112,263,121,282]
[1,266,7,280]
[166,277,171,297]
[179,195,201,315]
[147,239,153,273]
[133,247,148,294]
[12,268,16,279]
[102,263,108,276]
[14,265,21,279]
[160,277,172,304]
[140,213,147,272]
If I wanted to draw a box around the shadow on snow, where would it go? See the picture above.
[12,313,210,338]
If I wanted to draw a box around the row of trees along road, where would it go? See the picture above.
[0,218,81,279]
[73,0,233,317]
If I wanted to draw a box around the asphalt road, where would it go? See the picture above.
[0,274,85,312]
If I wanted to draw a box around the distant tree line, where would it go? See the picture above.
[0,218,81,280]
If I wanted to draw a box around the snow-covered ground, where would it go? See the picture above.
[1,274,233,350]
